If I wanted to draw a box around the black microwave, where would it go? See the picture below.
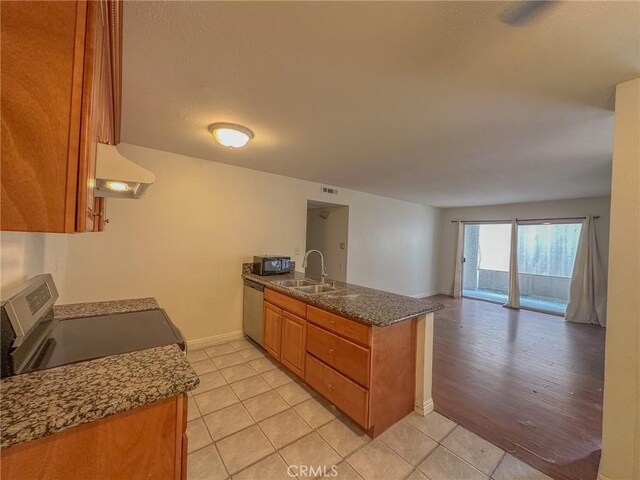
[253,256,292,276]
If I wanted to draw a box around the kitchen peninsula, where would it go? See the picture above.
[242,264,444,437]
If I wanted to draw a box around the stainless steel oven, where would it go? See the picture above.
[1,274,185,379]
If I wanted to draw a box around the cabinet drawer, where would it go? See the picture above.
[265,289,306,317]
[307,324,370,388]
[306,306,371,346]
[305,354,369,428]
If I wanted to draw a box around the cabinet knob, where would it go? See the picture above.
[328,348,334,354]
[327,383,333,389]
[329,320,335,326]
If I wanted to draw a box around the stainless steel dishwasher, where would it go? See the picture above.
[243,279,264,345]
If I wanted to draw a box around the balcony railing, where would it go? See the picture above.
[463,268,570,304]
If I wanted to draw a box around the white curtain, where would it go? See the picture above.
[565,216,607,326]
[503,220,521,309]
[452,221,463,298]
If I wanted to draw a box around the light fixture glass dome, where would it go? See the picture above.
[208,123,254,148]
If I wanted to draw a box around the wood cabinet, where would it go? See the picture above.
[307,305,371,346]
[265,288,306,318]
[92,197,109,232]
[263,301,282,360]
[1,394,188,480]
[0,0,122,233]
[305,353,369,427]
[306,323,370,388]
[263,288,416,437]
[281,311,307,377]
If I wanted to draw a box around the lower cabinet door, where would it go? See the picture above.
[263,301,282,360]
[280,311,306,377]
[0,396,181,480]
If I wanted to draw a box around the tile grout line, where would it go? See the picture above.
[191,343,496,479]
[405,417,462,478]
[438,443,494,478]
[208,340,275,478]
[488,451,507,479]
[315,421,362,462]
[229,392,341,480]
[211,435,231,480]
[441,423,510,478]
[377,435,433,472]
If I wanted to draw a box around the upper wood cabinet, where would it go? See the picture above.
[0,0,122,233]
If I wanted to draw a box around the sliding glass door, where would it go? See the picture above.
[517,222,582,314]
[462,223,512,303]
[461,220,583,315]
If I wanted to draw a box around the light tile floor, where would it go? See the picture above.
[186,339,552,480]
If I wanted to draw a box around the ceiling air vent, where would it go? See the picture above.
[322,186,338,195]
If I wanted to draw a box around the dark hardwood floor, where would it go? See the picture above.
[430,295,605,480]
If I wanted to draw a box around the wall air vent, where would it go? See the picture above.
[322,186,338,195]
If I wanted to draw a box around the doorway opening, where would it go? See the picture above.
[305,200,349,282]
[462,221,582,314]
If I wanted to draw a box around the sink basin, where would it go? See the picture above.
[293,284,340,295]
[273,279,318,288]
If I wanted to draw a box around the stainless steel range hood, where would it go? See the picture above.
[95,144,156,199]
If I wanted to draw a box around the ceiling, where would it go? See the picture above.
[122,1,639,207]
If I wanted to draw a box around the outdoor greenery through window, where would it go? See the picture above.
[518,223,582,277]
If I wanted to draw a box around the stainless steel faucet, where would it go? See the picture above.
[302,249,327,284]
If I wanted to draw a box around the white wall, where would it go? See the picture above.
[0,232,68,298]
[599,78,640,480]
[58,143,440,341]
[305,205,349,282]
[435,196,611,295]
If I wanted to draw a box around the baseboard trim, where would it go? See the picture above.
[414,398,434,416]
[410,291,440,299]
[187,331,245,350]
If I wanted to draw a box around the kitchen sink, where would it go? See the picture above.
[273,279,319,287]
[293,284,341,295]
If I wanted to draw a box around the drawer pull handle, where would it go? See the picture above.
[328,348,334,354]
[329,321,335,326]
[327,383,333,389]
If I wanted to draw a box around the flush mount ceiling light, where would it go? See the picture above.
[208,123,254,148]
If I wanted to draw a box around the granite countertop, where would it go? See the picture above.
[1,299,198,450]
[53,297,160,320]
[243,270,445,327]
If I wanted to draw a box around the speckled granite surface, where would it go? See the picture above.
[53,298,159,320]
[243,270,444,327]
[1,344,198,450]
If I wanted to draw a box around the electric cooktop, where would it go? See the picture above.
[0,274,185,378]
